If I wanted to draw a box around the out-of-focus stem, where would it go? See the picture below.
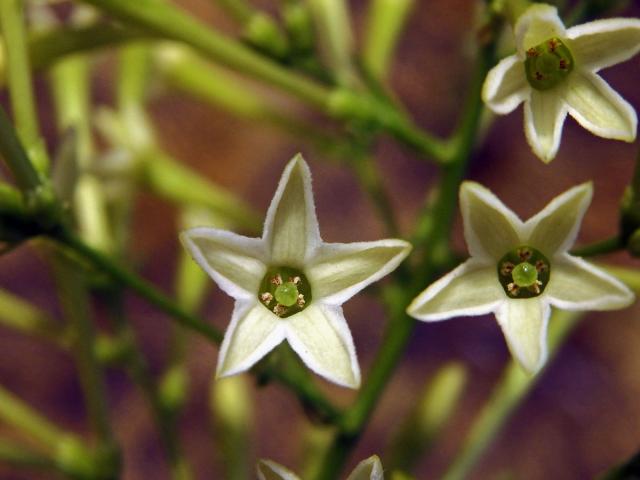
[441,310,582,480]
[362,0,414,82]
[51,256,115,451]
[0,0,48,173]
[0,288,66,347]
[0,385,66,447]
[307,0,357,87]
[79,0,330,108]
[386,363,467,472]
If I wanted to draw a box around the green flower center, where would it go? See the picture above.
[497,246,550,299]
[259,266,311,318]
[524,37,574,91]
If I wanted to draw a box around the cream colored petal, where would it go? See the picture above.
[306,239,412,304]
[217,302,285,378]
[459,181,523,261]
[495,298,550,374]
[515,4,566,57]
[346,455,384,480]
[263,154,321,266]
[525,182,592,256]
[524,89,568,163]
[567,18,640,72]
[257,460,300,480]
[564,72,637,142]
[407,260,504,321]
[180,228,266,298]
[286,304,360,388]
[482,54,529,115]
[545,255,635,311]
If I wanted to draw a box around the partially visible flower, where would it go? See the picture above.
[181,155,411,388]
[257,455,384,480]
[407,181,634,374]
[483,3,640,162]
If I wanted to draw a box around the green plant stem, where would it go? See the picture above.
[441,310,582,480]
[362,0,414,81]
[78,0,330,108]
[0,439,57,471]
[0,105,42,192]
[55,226,224,343]
[0,0,47,173]
[106,292,193,480]
[0,287,66,347]
[0,384,67,448]
[29,24,148,70]
[52,227,339,419]
[51,255,115,451]
[570,235,624,257]
[312,32,498,480]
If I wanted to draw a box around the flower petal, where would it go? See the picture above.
[180,228,266,298]
[285,304,360,388]
[567,18,640,72]
[459,181,523,261]
[346,455,384,480]
[217,302,285,378]
[545,255,635,311]
[263,154,321,266]
[524,88,568,163]
[525,182,592,256]
[564,71,637,142]
[482,54,529,115]
[306,239,412,304]
[515,4,566,57]
[495,298,550,374]
[407,260,504,321]
[257,460,300,480]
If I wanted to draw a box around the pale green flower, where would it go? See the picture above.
[181,155,411,388]
[483,3,640,162]
[257,455,384,480]
[407,181,634,374]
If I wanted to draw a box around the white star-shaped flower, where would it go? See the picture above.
[407,181,634,374]
[257,455,384,480]
[181,155,411,388]
[482,3,640,162]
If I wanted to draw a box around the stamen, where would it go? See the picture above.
[524,37,574,91]
[497,245,551,299]
[259,266,312,318]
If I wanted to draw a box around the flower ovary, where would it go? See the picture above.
[498,246,550,299]
[525,37,574,91]
[259,266,312,318]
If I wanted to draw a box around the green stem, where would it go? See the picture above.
[0,105,42,192]
[362,0,414,81]
[570,235,624,257]
[107,292,193,480]
[0,287,66,347]
[0,439,57,471]
[0,384,67,448]
[54,227,224,344]
[30,24,148,70]
[0,0,47,173]
[312,32,497,480]
[441,310,582,480]
[51,255,114,449]
[53,226,339,420]
[78,0,330,108]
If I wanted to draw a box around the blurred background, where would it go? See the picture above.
[1,0,640,478]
